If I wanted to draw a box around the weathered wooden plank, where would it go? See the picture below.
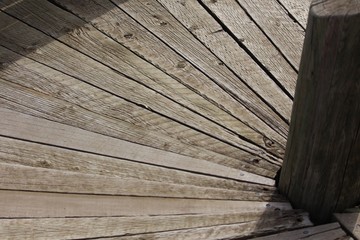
[301,230,353,240]
[252,222,351,240]
[0,79,260,172]
[279,0,360,223]
[0,136,280,192]
[110,0,290,136]
[235,0,305,69]
[335,213,360,240]
[53,0,288,155]
[0,107,277,182]
[0,83,279,180]
[0,11,283,165]
[277,0,312,28]
[0,163,280,201]
[201,0,298,96]
[0,46,280,176]
[158,0,292,120]
[0,0,285,158]
[0,211,311,240]
[0,58,276,178]
[102,212,312,240]
[0,190,293,218]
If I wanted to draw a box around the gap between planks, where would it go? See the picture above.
[0,6,285,165]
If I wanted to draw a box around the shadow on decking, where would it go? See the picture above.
[335,210,360,239]
[0,0,128,67]
[0,0,296,239]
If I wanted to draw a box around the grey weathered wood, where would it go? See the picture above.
[0,78,267,174]
[110,0,290,136]
[0,11,283,165]
[335,213,360,239]
[0,0,286,158]
[201,0,298,97]
[0,211,312,240]
[157,0,293,122]
[0,137,277,192]
[277,0,312,28]
[0,46,279,178]
[50,0,288,151]
[0,163,281,201]
[0,108,276,183]
[0,190,293,218]
[235,0,305,69]
[0,80,278,178]
[252,222,352,240]
[279,0,360,223]
[103,211,312,240]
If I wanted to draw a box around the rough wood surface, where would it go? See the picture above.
[0,11,284,166]
[157,0,292,123]
[236,0,305,69]
[201,0,298,97]
[0,46,281,177]
[279,0,360,223]
[277,0,312,28]
[0,137,277,192]
[110,0,290,136]
[44,0,288,151]
[0,78,279,177]
[252,222,352,240]
[0,162,282,201]
[0,0,286,158]
[6,1,283,150]
[0,0,338,239]
[102,212,312,240]
[0,190,293,218]
[1,78,267,172]
[0,211,311,240]
[0,108,276,183]
[335,213,360,240]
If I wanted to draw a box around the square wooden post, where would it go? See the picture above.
[279,0,360,224]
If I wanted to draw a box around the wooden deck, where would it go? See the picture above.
[0,0,355,239]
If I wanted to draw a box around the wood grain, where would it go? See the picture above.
[279,0,360,223]
[1,78,262,171]
[236,0,305,69]
[103,212,312,240]
[53,0,288,156]
[0,137,278,192]
[0,0,286,158]
[335,213,360,240]
[201,0,298,96]
[0,190,293,218]
[0,163,281,201]
[252,222,351,240]
[157,0,292,124]
[0,0,349,239]
[277,0,312,28]
[0,80,279,178]
[0,211,311,240]
[111,0,290,136]
[0,11,283,165]
[0,46,280,178]
[0,108,276,183]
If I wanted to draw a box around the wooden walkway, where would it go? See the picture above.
[0,0,355,239]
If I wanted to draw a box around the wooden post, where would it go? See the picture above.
[279,0,360,224]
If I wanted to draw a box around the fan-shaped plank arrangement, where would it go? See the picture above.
[0,0,355,239]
